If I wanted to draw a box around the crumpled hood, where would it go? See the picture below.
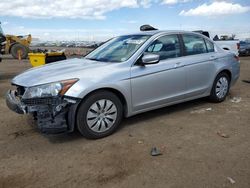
[12,58,117,87]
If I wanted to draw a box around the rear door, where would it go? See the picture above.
[181,34,217,98]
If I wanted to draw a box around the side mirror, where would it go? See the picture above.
[141,53,160,65]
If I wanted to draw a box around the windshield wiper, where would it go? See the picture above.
[85,58,100,61]
[85,57,120,63]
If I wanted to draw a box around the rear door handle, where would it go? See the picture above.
[175,62,184,68]
[210,55,218,60]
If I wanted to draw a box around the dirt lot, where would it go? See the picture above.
[0,55,250,188]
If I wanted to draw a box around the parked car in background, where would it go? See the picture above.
[239,41,250,56]
[194,31,240,56]
[6,30,240,139]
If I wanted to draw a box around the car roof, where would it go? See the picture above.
[126,30,203,36]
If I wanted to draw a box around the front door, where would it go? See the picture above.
[130,34,186,112]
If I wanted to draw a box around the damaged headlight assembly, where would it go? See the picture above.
[19,78,79,114]
[22,79,78,99]
[12,79,80,134]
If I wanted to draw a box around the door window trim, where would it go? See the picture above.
[180,33,211,56]
[133,33,184,66]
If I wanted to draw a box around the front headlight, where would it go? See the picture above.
[22,79,78,99]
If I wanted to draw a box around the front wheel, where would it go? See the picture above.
[209,72,230,103]
[76,91,123,139]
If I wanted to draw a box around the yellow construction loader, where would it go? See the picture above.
[0,22,32,59]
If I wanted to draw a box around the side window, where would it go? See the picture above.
[182,34,207,55]
[205,39,215,53]
[146,35,181,60]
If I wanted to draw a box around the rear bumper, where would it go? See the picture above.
[230,61,240,87]
[231,73,239,87]
[6,90,80,134]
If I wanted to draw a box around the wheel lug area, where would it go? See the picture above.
[87,99,117,132]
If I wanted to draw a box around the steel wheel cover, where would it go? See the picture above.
[86,99,117,133]
[216,77,229,99]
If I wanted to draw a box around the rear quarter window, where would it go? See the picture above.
[205,39,215,53]
[182,34,207,55]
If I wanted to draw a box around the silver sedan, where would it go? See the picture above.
[6,30,240,139]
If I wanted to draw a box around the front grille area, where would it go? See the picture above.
[21,97,61,106]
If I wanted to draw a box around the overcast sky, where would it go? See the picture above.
[0,0,250,41]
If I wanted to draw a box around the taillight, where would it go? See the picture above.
[234,55,239,61]
[237,43,240,50]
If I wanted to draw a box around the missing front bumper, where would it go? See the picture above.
[6,90,80,134]
[6,90,26,114]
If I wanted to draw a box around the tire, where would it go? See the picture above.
[10,44,29,59]
[209,72,230,103]
[77,91,123,139]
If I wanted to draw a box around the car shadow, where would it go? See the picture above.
[46,98,209,143]
[45,131,84,143]
[121,98,208,128]
[24,115,84,143]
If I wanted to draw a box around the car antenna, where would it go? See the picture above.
[140,25,158,31]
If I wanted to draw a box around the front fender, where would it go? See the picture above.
[65,79,132,117]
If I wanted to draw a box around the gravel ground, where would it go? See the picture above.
[0,55,250,188]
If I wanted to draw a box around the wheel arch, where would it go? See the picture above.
[208,68,232,96]
[81,87,128,116]
[209,68,232,103]
[68,87,129,134]
[68,87,129,132]
[217,69,232,82]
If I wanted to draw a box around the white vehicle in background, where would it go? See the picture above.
[194,31,240,56]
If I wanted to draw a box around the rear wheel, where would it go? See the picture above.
[209,72,230,103]
[10,44,29,59]
[77,91,123,139]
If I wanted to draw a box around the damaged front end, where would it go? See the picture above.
[6,80,80,134]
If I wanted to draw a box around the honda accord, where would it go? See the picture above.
[6,30,240,139]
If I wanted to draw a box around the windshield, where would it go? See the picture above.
[85,35,151,62]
